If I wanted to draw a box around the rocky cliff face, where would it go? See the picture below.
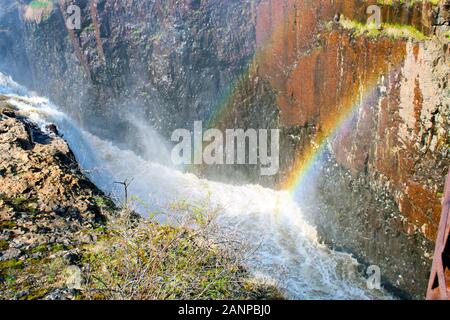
[0,96,281,300]
[0,0,32,88]
[1,0,257,145]
[0,0,448,298]
[269,1,449,299]
[0,95,109,299]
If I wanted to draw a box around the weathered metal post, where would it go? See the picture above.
[427,168,450,300]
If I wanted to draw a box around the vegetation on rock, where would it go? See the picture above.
[0,98,282,300]
[339,15,428,40]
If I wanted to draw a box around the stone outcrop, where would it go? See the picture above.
[0,96,110,299]
[0,97,107,224]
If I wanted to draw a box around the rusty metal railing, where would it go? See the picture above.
[427,168,450,300]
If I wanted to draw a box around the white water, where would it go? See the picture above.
[0,72,391,300]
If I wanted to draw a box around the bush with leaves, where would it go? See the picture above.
[82,199,282,300]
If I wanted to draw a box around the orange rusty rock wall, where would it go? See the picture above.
[254,0,449,241]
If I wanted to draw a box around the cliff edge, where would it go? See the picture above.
[0,95,281,300]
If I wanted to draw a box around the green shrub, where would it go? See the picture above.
[82,203,282,300]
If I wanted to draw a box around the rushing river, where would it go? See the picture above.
[0,72,391,300]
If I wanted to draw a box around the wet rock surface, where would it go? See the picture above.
[5,0,257,143]
[0,97,110,299]
[0,0,448,299]
[302,153,436,299]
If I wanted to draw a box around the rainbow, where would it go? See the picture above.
[196,4,407,197]
[282,79,383,195]
[205,61,258,129]
[282,49,407,196]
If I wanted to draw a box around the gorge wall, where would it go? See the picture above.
[204,0,449,297]
[0,0,449,299]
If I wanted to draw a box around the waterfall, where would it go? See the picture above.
[0,72,391,300]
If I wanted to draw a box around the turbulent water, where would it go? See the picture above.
[0,72,391,300]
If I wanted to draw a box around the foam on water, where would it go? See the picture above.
[0,72,391,300]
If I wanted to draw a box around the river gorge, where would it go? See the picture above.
[0,0,449,300]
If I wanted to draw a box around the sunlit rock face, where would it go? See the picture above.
[252,1,448,238]
[1,0,448,299]
[252,0,448,298]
